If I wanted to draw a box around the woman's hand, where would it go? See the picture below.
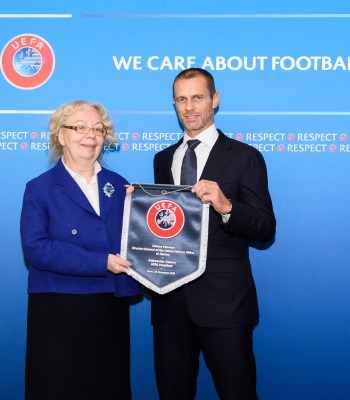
[126,185,134,195]
[107,254,131,274]
[107,185,135,275]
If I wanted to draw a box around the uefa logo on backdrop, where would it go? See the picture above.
[147,200,185,239]
[0,34,55,90]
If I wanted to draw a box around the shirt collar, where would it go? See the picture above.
[182,124,218,149]
[61,157,102,183]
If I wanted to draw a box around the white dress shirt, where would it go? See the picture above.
[62,158,101,216]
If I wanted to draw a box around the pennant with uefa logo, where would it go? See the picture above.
[121,183,209,294]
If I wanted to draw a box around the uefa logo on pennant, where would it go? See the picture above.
[0,33,55,89]
[147,200,185,239]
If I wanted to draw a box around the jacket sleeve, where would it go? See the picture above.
[223,148,276,242]
[20,181,108,277]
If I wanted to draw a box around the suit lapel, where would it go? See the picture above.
[53,159,97,215]
[200,130,235,181]
[98,169,114,221]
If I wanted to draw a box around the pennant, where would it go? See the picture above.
[121,183,209,294]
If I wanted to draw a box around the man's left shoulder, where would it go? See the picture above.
[219,130,260,155]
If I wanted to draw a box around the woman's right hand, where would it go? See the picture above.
[107,254,131,274]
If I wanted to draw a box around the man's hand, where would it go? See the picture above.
[192,180,232,214]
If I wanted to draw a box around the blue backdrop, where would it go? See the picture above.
[1,1,349,399]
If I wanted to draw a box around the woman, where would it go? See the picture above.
[20,100,142,400]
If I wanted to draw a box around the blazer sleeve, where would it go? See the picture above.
[224,148,276,242]
[20,180,108,277]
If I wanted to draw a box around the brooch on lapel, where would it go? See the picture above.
[103,182,115,198]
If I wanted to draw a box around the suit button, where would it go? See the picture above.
[71,229,77,235]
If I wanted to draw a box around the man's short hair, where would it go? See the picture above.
[173,68,216,98]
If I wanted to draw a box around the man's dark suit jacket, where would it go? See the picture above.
[152,130,276,328]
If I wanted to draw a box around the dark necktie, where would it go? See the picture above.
[180,139,201,185]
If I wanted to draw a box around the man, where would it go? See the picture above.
[152,68,276,400]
